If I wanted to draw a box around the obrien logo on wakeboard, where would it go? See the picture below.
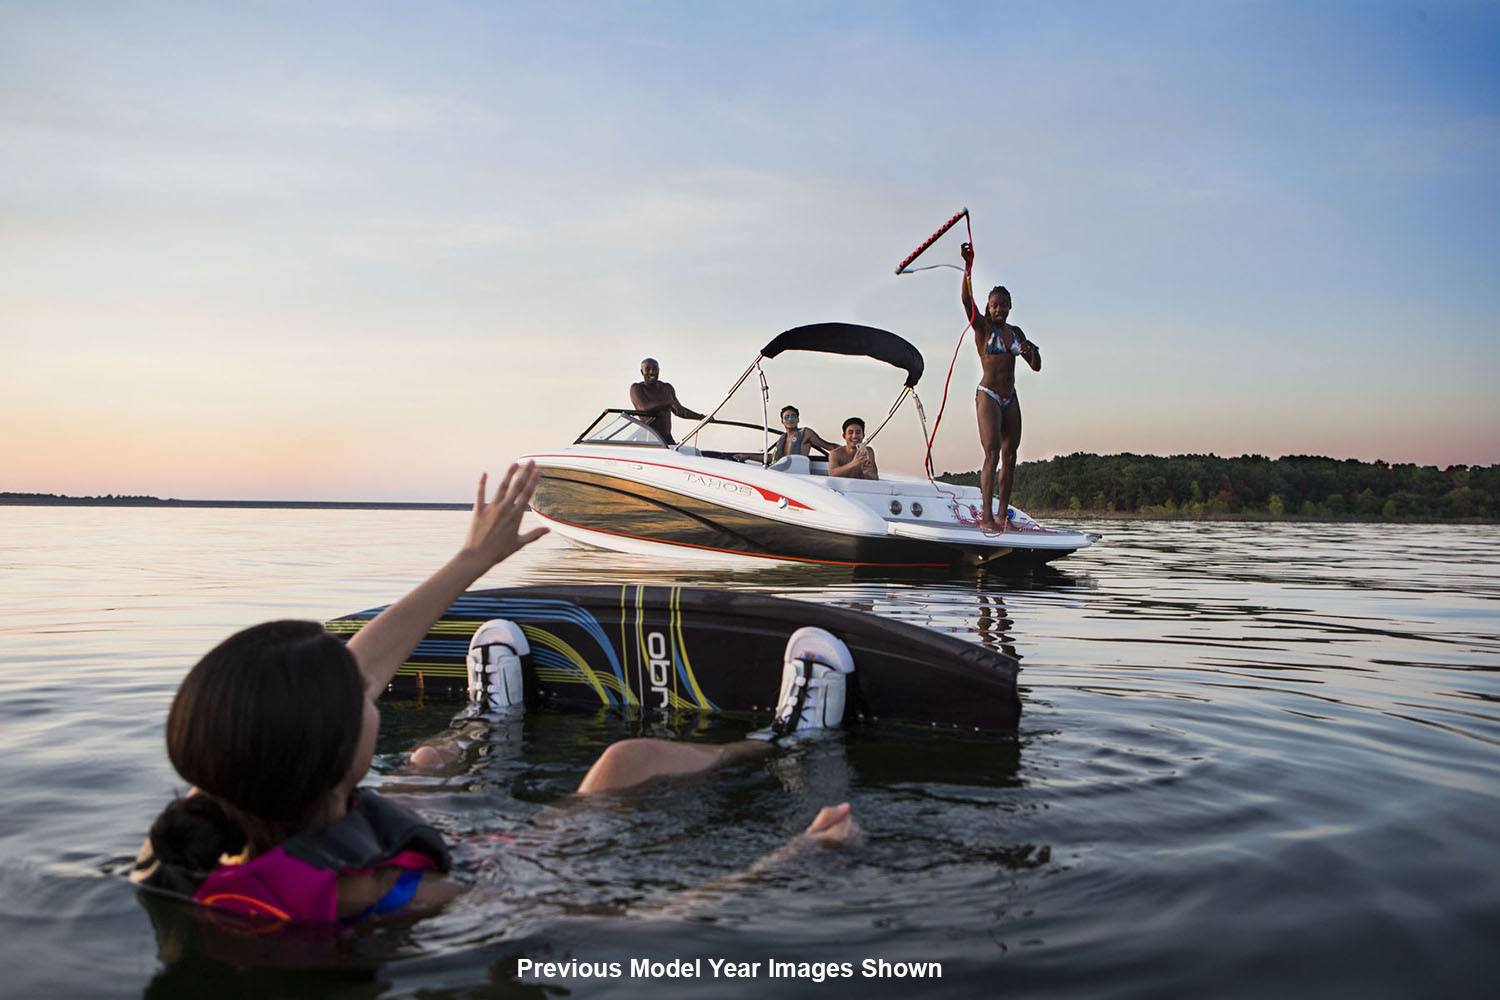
[646,630,672,709]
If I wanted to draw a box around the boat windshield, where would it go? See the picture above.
[575,410,670,447]
[573,410,804,461]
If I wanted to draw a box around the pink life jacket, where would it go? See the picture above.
[143,788,449,926]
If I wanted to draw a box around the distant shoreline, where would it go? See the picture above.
[5,495,1494,524]
[1,495,467,511]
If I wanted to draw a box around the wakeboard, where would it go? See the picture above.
[325,584,1020,732]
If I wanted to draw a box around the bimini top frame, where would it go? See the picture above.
[677,323,930,460]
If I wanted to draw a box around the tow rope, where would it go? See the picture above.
[894,207,970,275]
[893,209,985,500]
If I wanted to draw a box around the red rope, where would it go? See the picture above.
[921,213,979,485]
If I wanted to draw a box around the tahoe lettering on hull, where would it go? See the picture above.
[684,473,753,496]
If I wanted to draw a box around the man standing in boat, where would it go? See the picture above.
[829,417,879,480]
[629,358,704,445]
[961,242,1041,534]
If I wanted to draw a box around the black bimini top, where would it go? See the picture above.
[760,323,925,388]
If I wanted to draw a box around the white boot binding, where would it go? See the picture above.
[757,626,855,743]
[466,619,529,712]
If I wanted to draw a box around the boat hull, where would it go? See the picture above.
[529,464,1073,570]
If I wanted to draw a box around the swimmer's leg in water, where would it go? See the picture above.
[577,630,856,792]
[576,739,774,795]
[409,619,530,771]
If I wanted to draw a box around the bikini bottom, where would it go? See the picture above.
[976,385,1015,410]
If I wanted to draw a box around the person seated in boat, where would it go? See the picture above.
[629,358,704,445]
[736,405,838,464]
[828,417,879,480]
[131,462,859,930]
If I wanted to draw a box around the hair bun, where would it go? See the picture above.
[148,794,247,872]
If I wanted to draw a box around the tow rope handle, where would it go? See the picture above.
[894,208,977,483]
[894,207,969,274]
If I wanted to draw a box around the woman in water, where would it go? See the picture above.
[961,242,1041,534]
[131,462,858,926]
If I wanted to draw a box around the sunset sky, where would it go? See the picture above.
[3,2,1497,500]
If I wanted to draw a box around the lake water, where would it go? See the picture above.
[1,508,1497,998]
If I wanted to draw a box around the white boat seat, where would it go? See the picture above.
[769,454,811,475]
[819,476,898,496]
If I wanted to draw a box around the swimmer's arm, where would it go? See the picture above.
[336,869,463,921]
[347,464,546,694]
[861,447,878,480]
[636,803,859,919]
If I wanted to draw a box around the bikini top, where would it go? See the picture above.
[773,428,806,460]
[986,325,1026,357]
[135,788,451,926]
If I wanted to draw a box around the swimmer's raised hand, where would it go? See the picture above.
[349,462,548,694]
[461,462,549,569]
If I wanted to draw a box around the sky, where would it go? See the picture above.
[2,1,1497,500]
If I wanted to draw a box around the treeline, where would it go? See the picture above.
[938,454,1500,520]
[1,491,164,504]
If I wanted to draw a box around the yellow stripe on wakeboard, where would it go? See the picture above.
[671,586,712,710]
[521,625,612,706]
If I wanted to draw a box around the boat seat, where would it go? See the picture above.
[769,454,812,475]
[819,476,898,496]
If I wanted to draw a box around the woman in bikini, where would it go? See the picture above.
[960,242,1041,534]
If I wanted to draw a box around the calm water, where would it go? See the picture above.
[1,508,1497,998]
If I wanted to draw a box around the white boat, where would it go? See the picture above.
[522,323,1097,570]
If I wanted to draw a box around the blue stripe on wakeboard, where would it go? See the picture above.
[444,596,625,695]
[530,647,618,706]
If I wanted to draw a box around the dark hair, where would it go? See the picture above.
[841,417,865,433]
[147,793,247,873]
[989,285,1011,302]
[150,621,365,866]
[780,405,799,418]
